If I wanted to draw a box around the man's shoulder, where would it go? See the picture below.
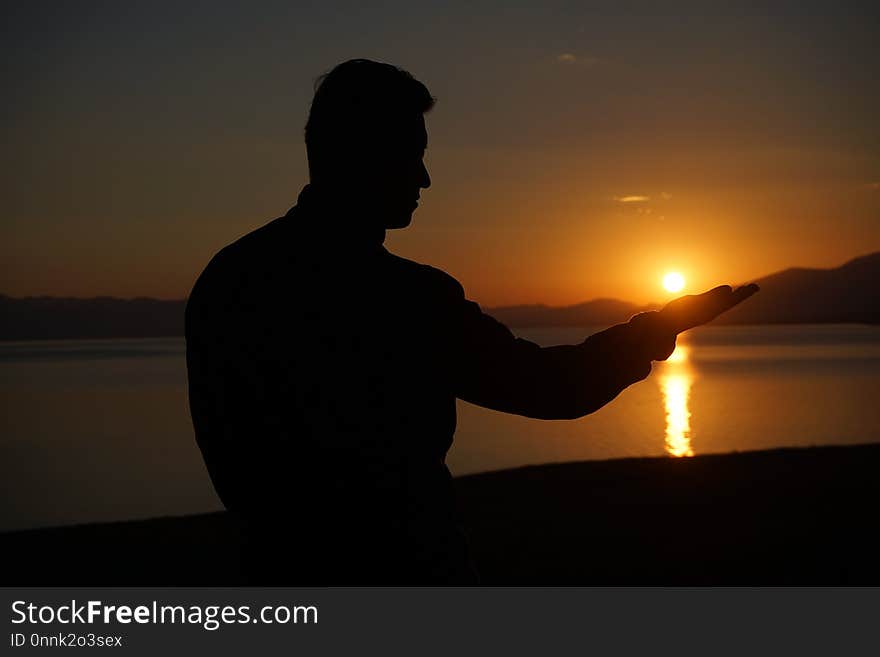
[383,251,465,299]
[215,215,293,269]
[186,215,290,310]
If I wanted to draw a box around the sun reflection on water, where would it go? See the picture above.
[659,344,694,457]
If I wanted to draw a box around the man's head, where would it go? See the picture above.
[305,59,434,229]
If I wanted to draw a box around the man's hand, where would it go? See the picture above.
[659,284,759,334]
[627,284,759,361]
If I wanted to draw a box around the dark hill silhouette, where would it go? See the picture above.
[1,252,877,340]
[0,295,185,341]
[714,252,880,325]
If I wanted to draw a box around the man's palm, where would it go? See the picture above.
[660,284,760,334]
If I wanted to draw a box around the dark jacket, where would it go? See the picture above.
[185,185,655,584]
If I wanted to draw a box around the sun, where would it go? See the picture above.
[663,271,686,293]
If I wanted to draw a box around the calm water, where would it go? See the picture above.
[1,325,878,532]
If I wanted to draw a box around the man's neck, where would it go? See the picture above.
[293,183,387,246]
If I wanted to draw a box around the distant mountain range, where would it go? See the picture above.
[1,253,877,340]
[710,251,879,325]
[0,296,186,341]
[488,252,880,328]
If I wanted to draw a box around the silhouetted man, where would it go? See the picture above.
[185,59,757,584]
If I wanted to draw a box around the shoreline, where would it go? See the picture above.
[3,443,879,585]
[1,321,879,343]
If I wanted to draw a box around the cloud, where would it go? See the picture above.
[556,53,600,67]
[613,192,672,204]
[866,182,880,191]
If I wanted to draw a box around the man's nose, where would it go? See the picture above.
[420,161,431,189]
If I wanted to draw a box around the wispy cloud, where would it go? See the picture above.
[866,181,880,191]
[556,53,600,67]
[613,192,673,204]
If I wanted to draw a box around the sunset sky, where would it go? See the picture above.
[3,1,878,306]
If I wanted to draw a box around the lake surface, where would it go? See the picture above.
[2,324,878,532]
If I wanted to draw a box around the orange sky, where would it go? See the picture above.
[3,3,878,307]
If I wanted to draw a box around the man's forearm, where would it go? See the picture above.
[459,319,661,420]
[541,319,662,418]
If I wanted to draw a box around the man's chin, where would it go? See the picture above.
[385,212,414,229]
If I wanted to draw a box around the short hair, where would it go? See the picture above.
[304,59,435,180]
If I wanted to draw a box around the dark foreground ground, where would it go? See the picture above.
[4,444,879,585]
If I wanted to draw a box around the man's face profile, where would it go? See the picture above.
[354,113,431,230]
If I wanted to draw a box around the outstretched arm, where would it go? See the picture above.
[446,281,758,420]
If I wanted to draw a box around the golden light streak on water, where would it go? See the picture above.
[665,343,687,364]
[659,344,694,457]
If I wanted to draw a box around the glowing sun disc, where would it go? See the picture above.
[663,272,686,293]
